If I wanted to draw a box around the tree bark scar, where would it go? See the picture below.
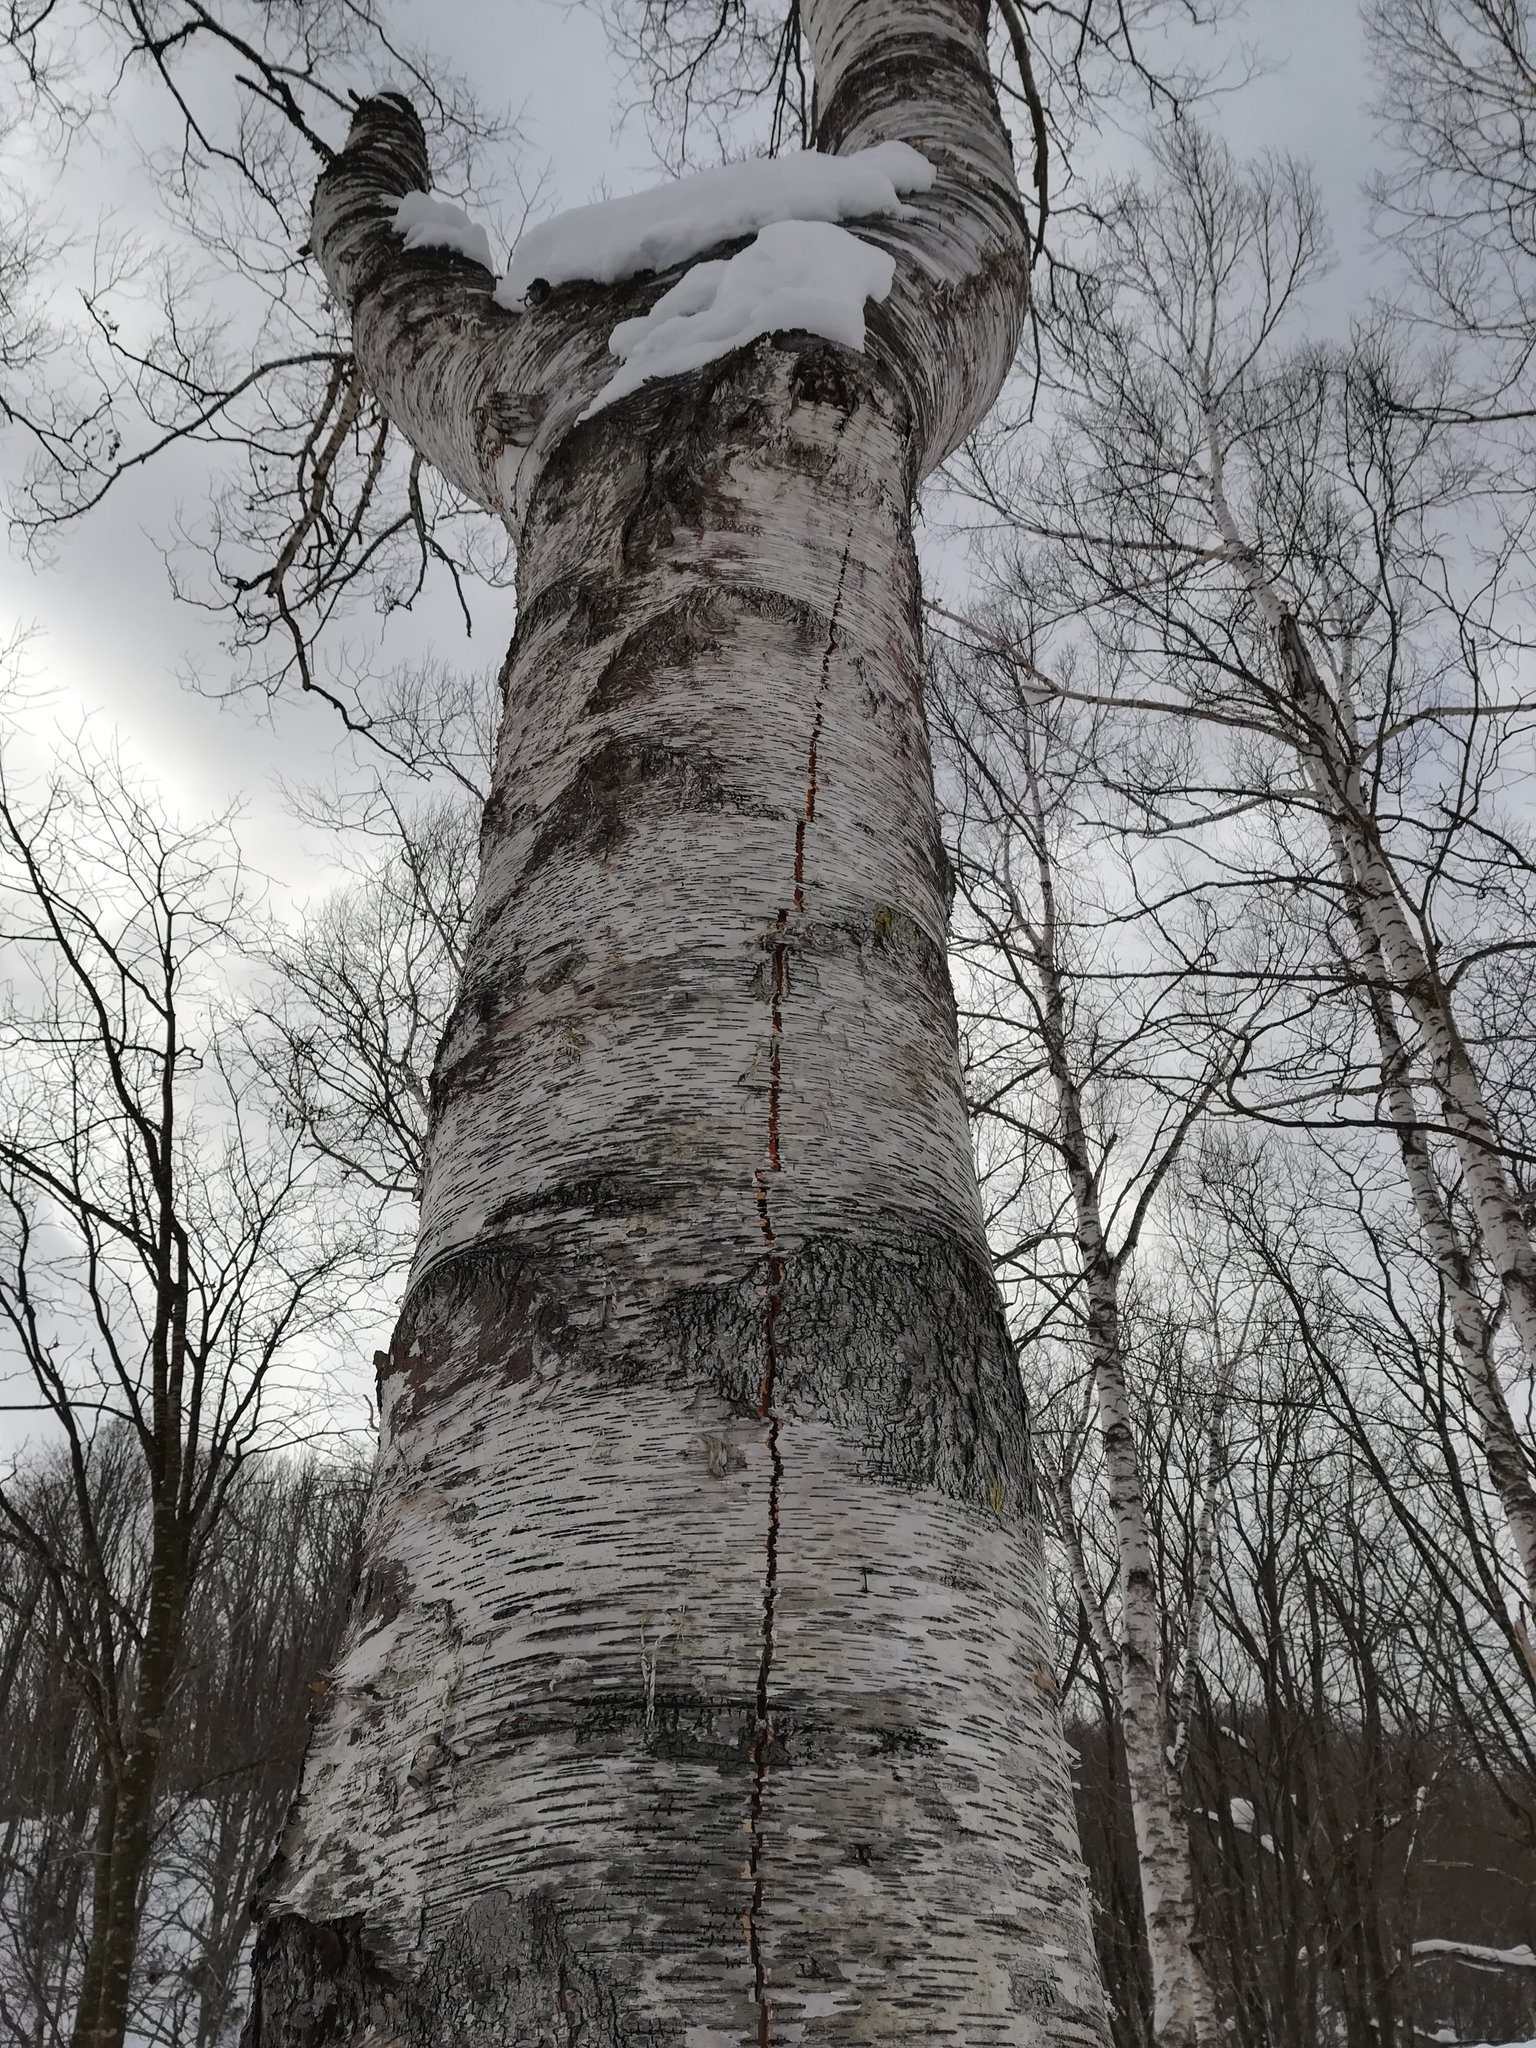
[791,711,821,915]
[745,531,853,2045]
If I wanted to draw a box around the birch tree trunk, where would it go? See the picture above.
[1205,420,1536,1626]
[245,8,1107,2044]
[1007,759,1219,2048]
[1343,869,1536,1616]
[1274,616,1536,1370]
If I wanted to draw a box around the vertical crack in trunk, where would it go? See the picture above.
[744,533,851,2046]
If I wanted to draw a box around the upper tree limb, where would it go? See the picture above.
[311,4,1033,519]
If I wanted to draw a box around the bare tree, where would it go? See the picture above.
[933,647,1272,2047]
[1368,0,1536,424]
[253,790,477,1233]
[955,116,1536,1635]
[248,657,495,1249]
[0,714,375,2048]
[0,1446,369,2048]
[1,1,508,725]
[1187,1138,1536,2044]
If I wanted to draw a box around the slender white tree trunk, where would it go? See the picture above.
[1274,616,1536,1367]
[246,8,1107,2044]
[1079,1286,1219,2048]
[1324,817,1536,1611]
[1205,416,1536,1618]
[1009,759,1219,2048]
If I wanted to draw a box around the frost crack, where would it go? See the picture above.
[744,530,853,2046]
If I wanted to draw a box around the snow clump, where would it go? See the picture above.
[498,140,934,303]
[392,192,496,273]
[393,144,936,436]
[583,219,897,417]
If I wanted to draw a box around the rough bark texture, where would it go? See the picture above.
[249,6,1106,2042]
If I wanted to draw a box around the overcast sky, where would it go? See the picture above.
[0,0,1400,1455]
[3,0,1382,897]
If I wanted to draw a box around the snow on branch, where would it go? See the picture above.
[1411,1938,1536,1970]
[391,193,496,273]
[583,220,896,416]
[497,141,934,303]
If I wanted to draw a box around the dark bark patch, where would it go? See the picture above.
[856,902,951,995]
[587,586,825,712]
[815,30,993,154]
[388,1224,1033,1512]
[490,1693,863,1773]
[586,594,732,711]
[384,1249,577,1430]
[583,379,746,574]
[246,1891,656,2048]
[485,1166,686,1229]
[662,1226,1038,1515]
[787,341,870,417]
[871,1725,945,1758]
[430,951,589,1116]
[429,956,525,1117]
[499,1689,758,1768]
[242,1911,397,2048]
[524,736,737,876]
[535,950,579,995]
[474,388,548,474]
[357,1559,412,1630]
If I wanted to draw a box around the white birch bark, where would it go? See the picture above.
[1274,618,1536,1365]
[1204,417,1536,1616]
[245,7,1107,2044]
[1320,798,1536,1611]
[1005,765,1219,2048]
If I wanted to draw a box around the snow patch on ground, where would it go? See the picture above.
[498,141,933,303]
[582,219,896,416]
[392,193,495,273]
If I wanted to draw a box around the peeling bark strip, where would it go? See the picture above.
[255,4,1106,2041]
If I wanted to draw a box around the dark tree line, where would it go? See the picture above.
[1,1449,366,2048]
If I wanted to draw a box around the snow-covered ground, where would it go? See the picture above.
[1415,1940,1536,1971]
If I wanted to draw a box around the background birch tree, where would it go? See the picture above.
[932,646,1264,2048]
[952,110,1536,1644]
